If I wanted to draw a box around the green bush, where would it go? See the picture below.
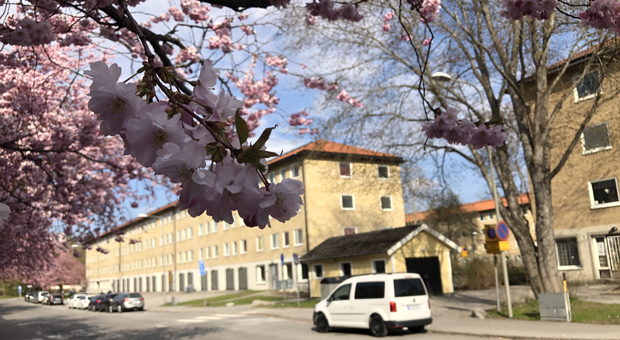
[453,258,496,290]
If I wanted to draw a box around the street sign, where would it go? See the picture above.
[496,221,510,241]
[461,247,468,258]
[485,225,497,242]
[17,286,21,293]
[486,240,510,254]
[280,253,284,266]
[199,260,205,276]
[293,253,299,265]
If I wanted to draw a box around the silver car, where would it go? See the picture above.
[110,293,144,313]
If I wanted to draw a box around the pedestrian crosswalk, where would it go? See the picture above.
[177,313,245,323]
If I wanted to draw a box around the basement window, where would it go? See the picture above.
[589,178,620,209]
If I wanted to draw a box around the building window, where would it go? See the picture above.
[582,122,612,154]
[378,165,389,179]
[213,245,219,258]
[187,227,193,239]
[199,224,204,236]
[556,238,581,267]
[488,213,494,220]
[232,241,238,255]
[257,236,264,251]
[199,248,204,259]
[380,196,392,210]
[479,214,484,221]
[339,162,352,177]
[589,178,620,208]
[256,265,266,283]
[291,164,300,178]
[372,259,386,274]
[294,229,303,246]
[343,227,357,235]
[340,262,352,276]
[206,247,210,259]
[241,240,247,254]
[268,173,276,184]
[212,221,217,233]
[224,243,230,256]
[271,233,279,249]
[223,222,229,230]
[283,231,290,247]
[280,168,287,181]
[313,264,323,279]
[574,70,600,102]
[341,194,355,210]
[188,250,193,262]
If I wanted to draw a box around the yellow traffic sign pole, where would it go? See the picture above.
[487,146,512,318]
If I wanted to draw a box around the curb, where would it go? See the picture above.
[427,329,618,340]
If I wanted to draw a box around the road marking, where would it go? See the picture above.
[214,313,243,317]
[177,319,203,323]
[195,316,223,320]
[155,325,166,328]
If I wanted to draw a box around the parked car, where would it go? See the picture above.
[313,273,432,337]
[24,292,36,302]
[88,295,104,311]
[68,294,88,309]
[99,293,118,312]
[46,294,64,305]
[41,294,51,304]
[36,291,49,303]
[110,293,145,313]
[76,295,92,309]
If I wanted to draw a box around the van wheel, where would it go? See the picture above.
[315,313,330,333]
[370,315,388,337]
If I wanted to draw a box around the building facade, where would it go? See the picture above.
[546,44,620,281]
[85,140,406,294]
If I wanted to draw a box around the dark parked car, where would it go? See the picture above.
[99,293,118,312]
[47,294,64,305]
[88,295,104,311]
[24,292,36,302]
[110,293,145,313]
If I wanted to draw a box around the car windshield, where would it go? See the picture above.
[393,278,427,297]
[127,293,142,298]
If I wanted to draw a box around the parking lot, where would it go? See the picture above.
[0,297,500,340]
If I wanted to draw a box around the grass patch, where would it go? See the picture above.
[208,295,284,307]
[0,296,19,299]
[163,290,260,306]
[268,298,320,308]
[487,297,620,325]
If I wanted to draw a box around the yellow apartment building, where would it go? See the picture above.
[543,42,620,281]
[85,140,406,293]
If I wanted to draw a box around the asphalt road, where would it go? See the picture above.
[0,298,499,340]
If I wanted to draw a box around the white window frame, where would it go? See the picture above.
[240,240,247,254]
[232,241,238,255]
[224,243,230,257]
[588,177,620,209]
[213,245,218,258]
[573,69,601,103]
[339,162,352,178]
[555,238,582,270]
[199,248,204,260]
[291,163,300,178]
[343,227,357,235]
[212,221,217,233]
[380,195,393,211]
[256,265,266,284]
[223,222,229,230]
[341,194,355,210]
[187,227,193,239]
[581,122,612,155]
[206,247,210,259]
[294,229,303,246]
[199,224,204,236]
[188,250,193,262]
[339,261,353,276]
[371,259,387,274]
[257,236,265,252]
[313,263,324,279]
[377,165,390,179]
[271,233,279,249]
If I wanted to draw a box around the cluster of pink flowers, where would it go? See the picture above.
[265,55,287,67]
[407,0,442,23]
[209,20,235,53]
[421,108,506,148]
[578,0,620,31]
[150,13,171,23]
[306,15,318,25]
[169,6,186,22]
[175,46,201,63]
[241,25,255,35]
[299,128,319,135]
[238,13,249,20]
[306,0,364,22]
[422,37,433,46]
[383,12,396,21]
[499,0,558,20]
[337,90,363,107]
[289,110,312,126]
[180,0,211,23]
[303,77,338,91]
[0,17,56,46]
[383,24,391,32]
[85,60,305,228]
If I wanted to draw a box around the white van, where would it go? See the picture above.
[313,273,432,337]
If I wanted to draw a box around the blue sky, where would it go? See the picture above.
[109,1,491,222]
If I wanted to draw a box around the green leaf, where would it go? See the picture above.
[235,109,249,145]
[254,125,277,150]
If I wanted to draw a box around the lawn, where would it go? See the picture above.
[268,298,320,309]
[163,290,260,306]
[0,295,18,299]
[207,295,284,307]
[487,297,620,325]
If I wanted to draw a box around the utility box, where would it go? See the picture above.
[539,293,571,322]
[319,277,347,300]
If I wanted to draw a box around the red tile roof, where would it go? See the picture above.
[405,193,530,224]
[547,37,620,71]
[268,140,401,165]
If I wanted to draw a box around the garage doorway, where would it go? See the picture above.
[226,269,235,290]
[405,257,443,295]
[211,270,219,290]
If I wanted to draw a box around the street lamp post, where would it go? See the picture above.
[471,231,478,258]
[430,72,486,111]
[138,213,167,304]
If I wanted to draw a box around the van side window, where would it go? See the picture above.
[394,278,426,297]
[331,284,351,301]
[354,282,385,299]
